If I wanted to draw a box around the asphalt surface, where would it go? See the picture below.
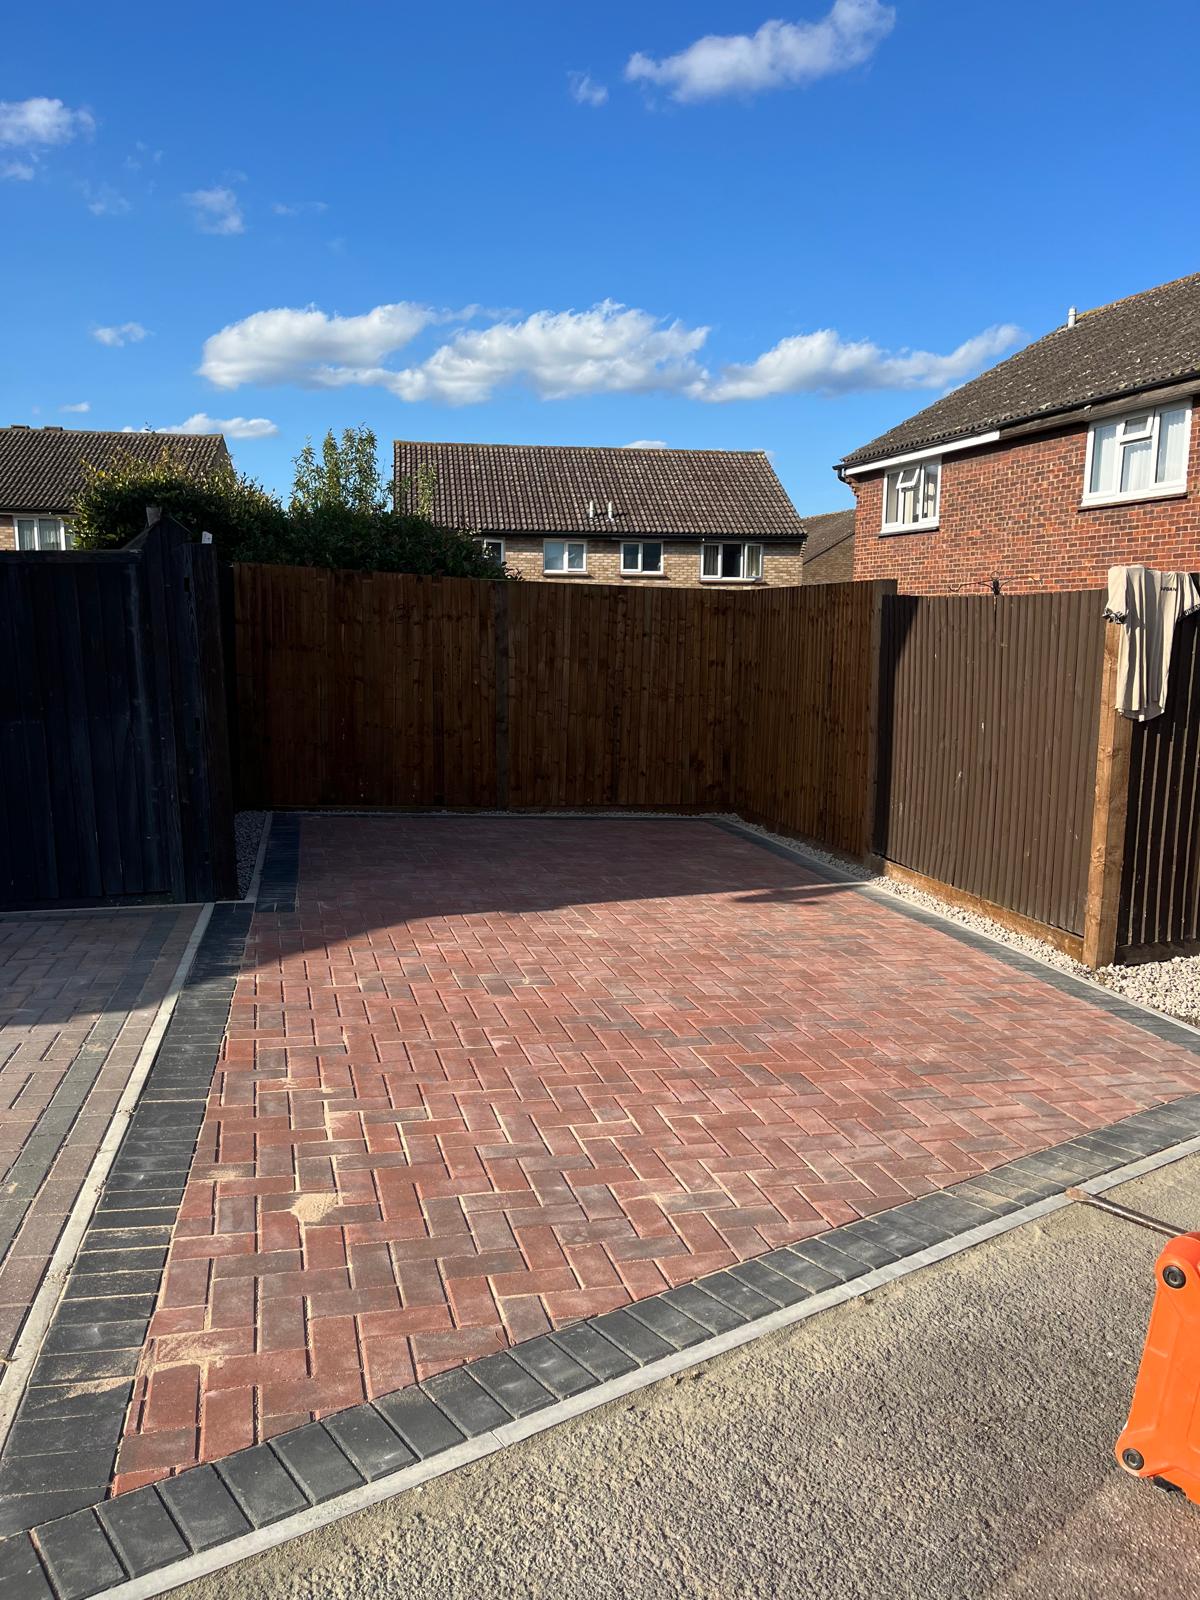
[174,1156,1200,1600]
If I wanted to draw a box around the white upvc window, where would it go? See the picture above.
[620,540,663,575]
[881,459,940,533]
[1083,402,1192,505]
[15,515,70,551]
[479,536,505,562]
[700,542,763,582]
[543,538,587,574]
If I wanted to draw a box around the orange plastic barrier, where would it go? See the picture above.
[1116,1232,1200,1501]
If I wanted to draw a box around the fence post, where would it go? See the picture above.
[1082,620,1133,968]
[861,579,897,862]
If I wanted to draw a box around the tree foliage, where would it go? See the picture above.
[69,430,509,580]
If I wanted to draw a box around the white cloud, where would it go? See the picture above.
[568,71,608,107]
[84,184,131,217]
[272,199,328,217]
[185,185,244,236]
[624,439,669,449]
[373,302,708,404]
[159,412,278,439]
[2,159,35,181]
[0,96,94,147]
[705,324,1023,401]
[59,401,90,414]
[200,303,438,388]
[626,0,895,102]
[198,295,1019,408]
[93,322,149,347]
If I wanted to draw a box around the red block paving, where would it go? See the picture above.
[113,817,1200,1488]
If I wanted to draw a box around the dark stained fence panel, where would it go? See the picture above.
[1119,613,1200,951]
[0,518,235,908]
[874,591,1106,938]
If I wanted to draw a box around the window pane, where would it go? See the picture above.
[721,543,742,578]
[544,540,565,571]
[16,517,37,550]
[566,542,585,571]
[641,542,662,573]
[1157,407,1188,484]
[745,544,762,580]
[897,478,916,525]
[621,543,639,570]
[1121,435,1153,494]
[883,473,902,524]
[702,544,719,576]
[921,461,939,519]
[1090,422,1119,495]
[1121,414,1152,439]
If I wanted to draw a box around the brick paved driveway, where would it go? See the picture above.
[0,910,197,1363]
[113,817,1200,1489]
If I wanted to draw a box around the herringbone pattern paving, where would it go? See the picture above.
[113,818,1200,1488]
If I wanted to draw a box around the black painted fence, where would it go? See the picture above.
[0,512,236,906]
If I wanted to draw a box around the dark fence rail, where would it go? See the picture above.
[873,591,1106,940]
[232,565,881,853]
[1119,614,1200,953]
[0,515,236,907]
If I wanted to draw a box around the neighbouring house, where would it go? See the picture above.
[0,425,230,551]
[799,508,856,584]
[394,440,806,586]
[838,272,1200,595]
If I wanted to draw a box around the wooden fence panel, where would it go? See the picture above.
[1119,614,1200,952]
[232,567,878,840]
[873,590,1105,938]
[0,517,235,908]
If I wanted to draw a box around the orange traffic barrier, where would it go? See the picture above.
[1116,1231,1200,1501]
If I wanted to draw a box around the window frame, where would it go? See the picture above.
[1081,400,1193,507]
[13,514,70,551]
[880,458,941,535]
[479,535,505,563]
[620,540,665,576]
[542,537,588,575]
[698,541,765,583]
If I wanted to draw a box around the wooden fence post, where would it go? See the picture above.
[861,579,897,863]
[1082,620,1133,968]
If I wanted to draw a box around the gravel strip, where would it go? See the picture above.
[234,810,268,899]
[729,816,1200,1032]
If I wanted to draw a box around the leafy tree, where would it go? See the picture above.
[69,435,510,580]
[70,449,288,558]
[290,426,389,515]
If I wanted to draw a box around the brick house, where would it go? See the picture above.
[394,440,806,586]
[838,272,1200,594]
[799,508,856,584]
[0,426,230,551]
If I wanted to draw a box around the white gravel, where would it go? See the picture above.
[234,810,268,899]
[728,817,1200,1034]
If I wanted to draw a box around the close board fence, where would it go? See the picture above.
[0,513,236,906]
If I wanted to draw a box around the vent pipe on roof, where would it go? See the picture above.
[1066,306,1078,328]
[587,499,595,520]
[606,500,614,522]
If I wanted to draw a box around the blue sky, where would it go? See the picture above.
[3,0,1198,514]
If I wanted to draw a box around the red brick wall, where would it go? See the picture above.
[849,418,1200,594]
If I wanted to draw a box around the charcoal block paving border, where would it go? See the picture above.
[0,904,251,1540]
[4,814,1200,1598]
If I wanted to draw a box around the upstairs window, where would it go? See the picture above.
[1084,402,1191,505]
[543,538,587,574]
[881,459,940,533]
[15,516,70,551]
[620,541,663,575]
[700,542,763,582]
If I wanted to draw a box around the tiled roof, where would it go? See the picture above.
[799,509,856,584]
[0,427,231,513]
[841,271,1200,469]
[394,440,804,539]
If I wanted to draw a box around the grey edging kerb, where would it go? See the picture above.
[8,1117,1200,1600]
